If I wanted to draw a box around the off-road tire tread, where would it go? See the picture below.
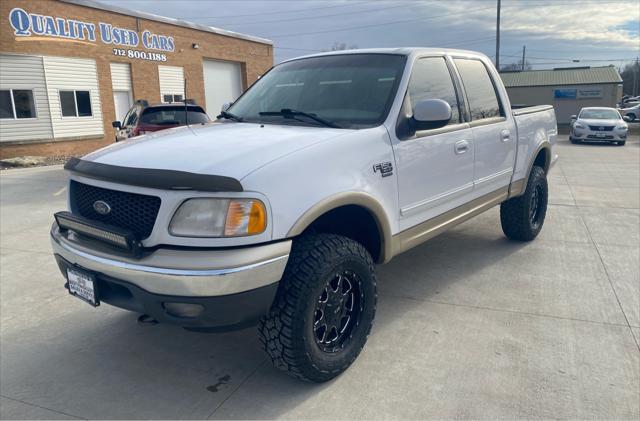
[258,233,377,383]
[500,165,548,241]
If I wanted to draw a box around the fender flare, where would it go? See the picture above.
[510,140,551,198]
[286,192,394,264]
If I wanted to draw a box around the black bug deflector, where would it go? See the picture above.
[64,157,243,192]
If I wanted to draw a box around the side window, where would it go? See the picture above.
[454,59,502,120]
[121,107,133,127]
[407,57,461,125]
[0,89,37,119]
[125,108,138,127]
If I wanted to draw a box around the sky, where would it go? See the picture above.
[101,0,640,69]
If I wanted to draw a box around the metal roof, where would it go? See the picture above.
[500,66,622,88]
[61,0,273,45]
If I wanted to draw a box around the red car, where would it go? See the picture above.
[112,100,210,141]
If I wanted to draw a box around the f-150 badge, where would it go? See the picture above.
[373,162,393,178]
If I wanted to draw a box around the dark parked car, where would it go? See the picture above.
[112,100,210,141]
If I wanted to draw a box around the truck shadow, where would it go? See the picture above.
[3,218,529,419]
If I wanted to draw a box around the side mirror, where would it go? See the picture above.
[112,121,121,129]
[221,102,232,113]
[570,115,577,121]
[411,99,452,130]
[623,115,632,122]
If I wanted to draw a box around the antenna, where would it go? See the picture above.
[184,78,188,127]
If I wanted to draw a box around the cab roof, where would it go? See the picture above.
[281,47,489,63]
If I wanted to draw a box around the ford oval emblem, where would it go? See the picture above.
[93,200,112,215]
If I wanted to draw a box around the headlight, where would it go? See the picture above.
[615,124,628,131]
[169,198,266,237]
[574,122,586,129]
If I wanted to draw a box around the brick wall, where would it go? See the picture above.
[0,0,273,159]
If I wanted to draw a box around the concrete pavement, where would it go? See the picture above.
[1,135,638,419]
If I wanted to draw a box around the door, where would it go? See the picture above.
[453,58,516,197]
[393,56,475,231]
[203,59,242,119]
[113,90,132,123]
[158,65,185,103]
[115,105,138,141]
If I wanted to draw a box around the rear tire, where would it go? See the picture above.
[259,233,377,383]
[500,166,548,241]
[626,113,636,121]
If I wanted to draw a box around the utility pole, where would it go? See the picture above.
[521,45,526,71]
[495,0,501,70]
[633,57,639,96]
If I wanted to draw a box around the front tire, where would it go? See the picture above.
[259,233,377,383]
[500,166,548,241]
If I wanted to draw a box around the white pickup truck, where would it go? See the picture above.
[51,48,557,382]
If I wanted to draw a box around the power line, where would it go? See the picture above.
[526,47,640,53]
[264,6,496,38]
[219,3,413,26]
[526,58,636,66]
[178,1,369,20]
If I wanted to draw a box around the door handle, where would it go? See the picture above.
[454,140,469,154]
[500,130,511,142]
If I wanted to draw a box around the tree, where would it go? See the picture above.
[500,60,532,71]
[325,41,358,52]
[620,60,640,96]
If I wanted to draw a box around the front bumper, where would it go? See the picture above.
[51,223,290,329]
[572,129,627,142]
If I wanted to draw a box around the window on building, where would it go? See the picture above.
[0,89,37,119]
[407,57,461,125]
[0,91,12,119]
[162,94,184,103]
[454,59,502,120]
[59,90,93,117]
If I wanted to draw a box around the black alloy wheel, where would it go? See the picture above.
[313,270,362,353]
[529,184,544,230]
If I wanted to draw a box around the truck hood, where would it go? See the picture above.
[84,122,348,180]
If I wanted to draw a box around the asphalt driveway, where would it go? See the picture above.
[1,135,638,419]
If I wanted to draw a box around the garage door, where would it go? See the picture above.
[203,59,242,118]
[158,65,184,103]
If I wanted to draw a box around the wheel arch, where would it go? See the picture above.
[510,140,551,198]
[286,192,394,264]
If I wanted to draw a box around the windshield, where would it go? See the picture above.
[228,54,406,129]
[579,109,620,120]
[140,107,210,125]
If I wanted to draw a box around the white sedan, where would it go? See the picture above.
[618,103,639,121]
[570,107,630,146]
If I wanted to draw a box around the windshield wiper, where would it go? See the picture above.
[217,110,243,122]
[259,108,341,128]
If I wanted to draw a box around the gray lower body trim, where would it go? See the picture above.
[51,224,290,297]
[392,186,509,255]
[508,178,526,198]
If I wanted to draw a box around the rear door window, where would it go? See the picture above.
[454,59,502,120]
[140,107,210,125]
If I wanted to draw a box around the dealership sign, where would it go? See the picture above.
[554,88,577,99]
[554,87,603,100]
[9,7,175,61]
[576,88,603,99]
